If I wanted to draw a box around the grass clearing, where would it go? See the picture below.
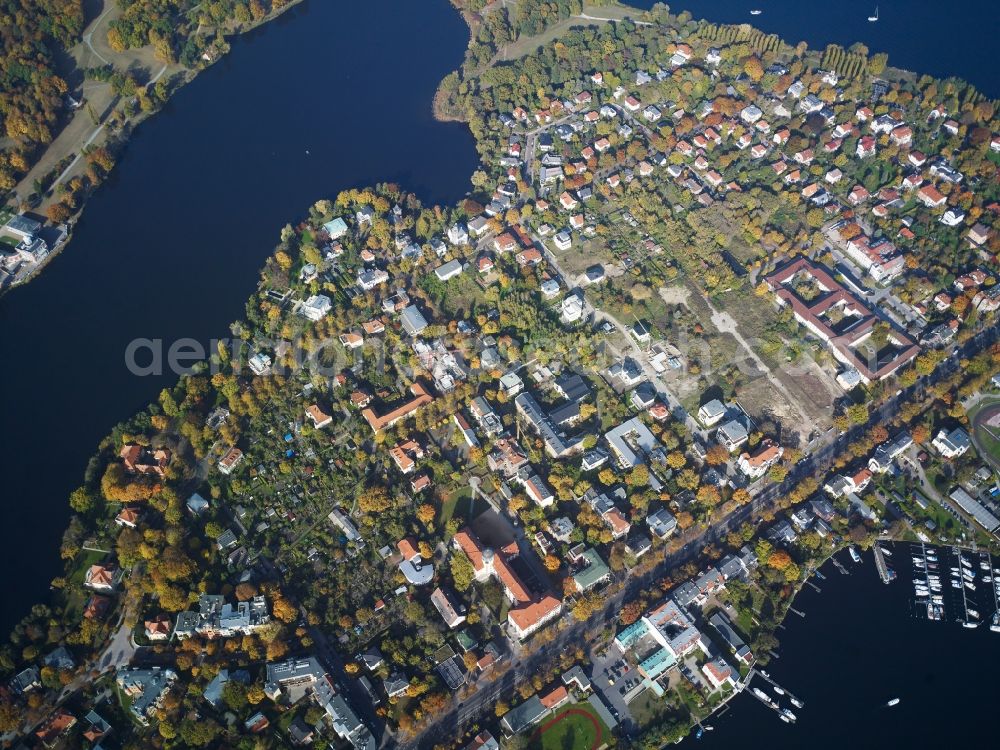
[629,688,671,729]
[68,548,108,586]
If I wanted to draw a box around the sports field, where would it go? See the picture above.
[970,399,1000,470]
[531,703,609,750]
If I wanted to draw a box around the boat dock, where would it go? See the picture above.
[831,557,850,576]
[912,542,944,622]
[874,545,894,584]
[754,670,805,708]
[747,671,799,723]
[957,548,976,628]
[984,551,1000,633]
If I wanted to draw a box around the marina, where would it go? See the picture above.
[699,542,1000,749]
[907,543,999,630]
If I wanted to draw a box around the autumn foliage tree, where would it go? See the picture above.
[620,601,643,625]
[271,596,297,623]
[767,549,793,570]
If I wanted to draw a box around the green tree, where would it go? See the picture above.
[222,680,249,712]
[179,718,221,747]
[450,551,475,591]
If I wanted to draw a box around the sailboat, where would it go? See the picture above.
[750,9,763,15]
[868,6,879,21]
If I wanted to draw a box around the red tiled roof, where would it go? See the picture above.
[397,538,419,561]
[508,595,562,634]
[540,685,568,709]
[361,383,433,432]
[766,258,918,381]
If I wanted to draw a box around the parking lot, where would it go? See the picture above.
[588,643,638,735]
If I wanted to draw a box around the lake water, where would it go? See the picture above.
[632,0,999,98]
[0,0,997,721]
[0,0,476,634]
[698,546,1000,749]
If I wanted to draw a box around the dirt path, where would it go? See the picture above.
[493,3,648,62]
[705,300,817,429]
[13,0,183,206]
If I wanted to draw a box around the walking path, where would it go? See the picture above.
[706,302,816,428]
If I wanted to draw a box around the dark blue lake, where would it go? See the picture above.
[0,0,476,634]
[632,0,998,98]
[698,547,999,749]
[1,0,998,735]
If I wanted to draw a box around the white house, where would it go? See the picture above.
[697,399,726,428]
[737,441,783,480]
[301,295,332,321]
[448,223,469,245]
[931,428,970,458]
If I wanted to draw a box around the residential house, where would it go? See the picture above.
[932,428,970,459]
[117,668,177,725]
[737,440,783,480]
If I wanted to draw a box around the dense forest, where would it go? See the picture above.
[0,0,83,191]
[107,0,293,63]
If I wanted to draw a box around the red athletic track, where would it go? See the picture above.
[533,707,604,750]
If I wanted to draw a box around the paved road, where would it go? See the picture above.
[401,324,998,749]
[534,232,704,439]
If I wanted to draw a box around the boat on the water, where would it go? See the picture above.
[849,546,861,563]
[868,6,879,21]
[887,697,900,707]
[750,9,763,15]
[790,696,804,708]
[780,708,797,721]
[773,685,785,696]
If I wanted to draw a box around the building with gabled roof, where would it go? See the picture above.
[361,382,434,432]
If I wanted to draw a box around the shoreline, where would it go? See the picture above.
[0,0,997,744]
[0,0,307,299]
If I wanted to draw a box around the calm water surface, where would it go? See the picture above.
[0,0,476,634]
[633,0,999,98]
[699,547,998,749]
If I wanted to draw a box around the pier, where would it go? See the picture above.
[832,558,850,576]
[754,670,805,708]
[747,671,799,723]
[874,545,893,584]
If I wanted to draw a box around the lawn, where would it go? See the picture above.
[530,703,609,750]
[67,548,108,586]
[60,548,110,620]
[629,688,671,729]
[439,486,473,527]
